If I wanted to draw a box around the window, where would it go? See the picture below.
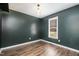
[48,16,58,39]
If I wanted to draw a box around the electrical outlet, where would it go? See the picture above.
[29,37,31,40]
[58,40,60,42]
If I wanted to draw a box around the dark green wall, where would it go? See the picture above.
[1,4,79,51]
[1,10,39,48]
[0,3,9,12]
[0,10,2,48]
[41,5,79,50]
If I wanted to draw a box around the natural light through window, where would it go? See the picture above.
[48,16,58,39]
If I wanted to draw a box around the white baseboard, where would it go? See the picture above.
[40,39,79,53]
[0,39,79,53]
[0,40,41,52]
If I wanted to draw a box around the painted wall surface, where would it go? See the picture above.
[1,10,39,48]
[41,5,79,50]
[0,10,2,48]
[0,3,9,12]
[1,4,79,51]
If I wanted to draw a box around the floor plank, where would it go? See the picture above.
[0,41,79,56]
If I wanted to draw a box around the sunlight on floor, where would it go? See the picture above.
[44,44,58,56]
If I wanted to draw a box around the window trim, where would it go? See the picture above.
[48,16,58,39]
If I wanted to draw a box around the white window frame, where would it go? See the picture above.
[48,16,58,39]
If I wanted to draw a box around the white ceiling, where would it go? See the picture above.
[9,3,78,18]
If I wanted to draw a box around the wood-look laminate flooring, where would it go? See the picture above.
[0,41,79,56]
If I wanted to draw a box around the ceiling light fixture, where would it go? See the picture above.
[36,3,41,16]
